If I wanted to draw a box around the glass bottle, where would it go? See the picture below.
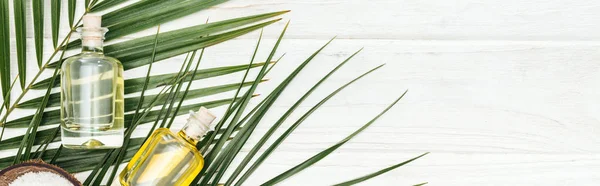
[60,15,124,149]
[120,107,216,186]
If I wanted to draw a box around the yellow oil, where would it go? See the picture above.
[120,128,205,186]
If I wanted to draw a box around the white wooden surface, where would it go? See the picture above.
[4,0,600,185]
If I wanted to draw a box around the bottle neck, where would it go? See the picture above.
[179,108,216,148]
[178,130,199,146]
[81,45,104,54]
[78,27,107,54]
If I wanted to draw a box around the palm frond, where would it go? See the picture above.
[0,0,426,184]
[166,46,207,128]
[262,90,408,185]
[196,22,288,185]
[333,152,429,186]
[201,29,272,185]
[106,30,183,184]
[227,48,362,185]
[211,37,337,185]
[0,5,287,130]
[88,49,203,185]
[13,47,68,165]
[200,54,283,154]
[131,25,162,133]
[234,64,384,185]
[13,68,59,164]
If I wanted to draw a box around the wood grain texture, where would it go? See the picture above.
[4,0,600,185]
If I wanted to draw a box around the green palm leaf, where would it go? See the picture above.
[32,0,43,68]
[12,0,25,89]
[0,0,427,184]
[0,137,145,173]
[0,0,9,108]
[52,19,280,69]
[234,64,383,186]
[196,22,288,185]
[84,0,91,9]
[262,90,408,185]
[50,0,61,48]
[13,64,60,164]
[33,61,270,91]
[333,152,429,186]
[0,133,231,174]
[0,7,287,176]
[0,97,238,152]
[90,0,127,12]
[22,63,270,108]
[228,48,362,185]
[0,4,286,128]
[89,49,202,185]
[164,48,208,128]
[12,36,72,164]
[205,28,316,185]
[0,127,59,151]
[67,0,76,27]
[66,0,235,48]
[104,0,226,40]
[102,11,288,56]
[0,76,18,141]
[5,85,252,128]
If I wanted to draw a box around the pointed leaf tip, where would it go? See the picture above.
[414,182,429,186]
[331,152,428,186]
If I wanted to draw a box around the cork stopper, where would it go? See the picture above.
[82,14,101,28]
[79,14,107,48]
[181,107,216,141]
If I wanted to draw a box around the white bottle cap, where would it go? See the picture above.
[182,107,216,141]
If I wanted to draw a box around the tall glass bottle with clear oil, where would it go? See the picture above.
[120,107,216,186]
[60,14,124,149]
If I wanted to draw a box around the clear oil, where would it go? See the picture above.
[61,46,124,149]
[120,129,205,186]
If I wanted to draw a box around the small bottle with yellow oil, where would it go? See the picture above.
[119,107,216,186]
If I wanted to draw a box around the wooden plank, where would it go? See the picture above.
[11,0,600,40]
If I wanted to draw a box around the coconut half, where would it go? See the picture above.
[0,160,81,186]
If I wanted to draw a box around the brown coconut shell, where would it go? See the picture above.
[0,160,81,186]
